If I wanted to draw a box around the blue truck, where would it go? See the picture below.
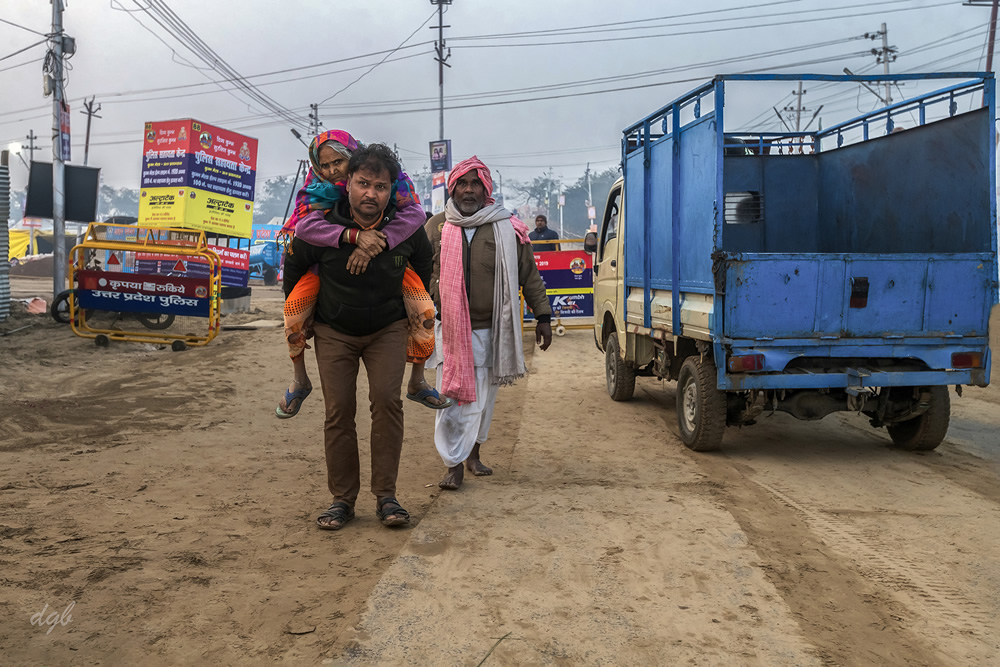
[587,73,997,452]
[249,240,280,286]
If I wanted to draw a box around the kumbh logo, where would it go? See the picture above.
[190,191,197,199]
[141,190,147,197]
[199,132,212,149]
[570,258,586,275]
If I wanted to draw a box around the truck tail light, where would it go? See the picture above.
[951,352,984,368]
[728,354,765,372]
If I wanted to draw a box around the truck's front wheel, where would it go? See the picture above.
[886,386,950,451]
[676,356,726,452]
[605,332,635,401]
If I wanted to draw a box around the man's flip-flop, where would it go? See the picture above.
[276,386,312,419]
[406,386,452,410]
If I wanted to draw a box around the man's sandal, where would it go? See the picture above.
[316,502,355,530]
[376,497,410,527]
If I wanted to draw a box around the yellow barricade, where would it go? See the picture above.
[66,223,222,349]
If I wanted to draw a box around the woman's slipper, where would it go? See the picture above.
[406,386,452,410]
[276,385,312,419]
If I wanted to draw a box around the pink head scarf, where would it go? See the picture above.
[447,156,495,205]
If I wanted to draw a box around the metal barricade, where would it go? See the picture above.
[67,223,222,349]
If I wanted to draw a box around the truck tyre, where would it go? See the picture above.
[605,332,635,401]
[886,386,950,451]
[676,356,726,452]
[263,267,278,286]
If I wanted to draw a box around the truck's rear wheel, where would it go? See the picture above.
[676,356,726,452]
[886,386,950,451]
[605,332,635,401]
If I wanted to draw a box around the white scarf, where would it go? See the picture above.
[443,200,526,385]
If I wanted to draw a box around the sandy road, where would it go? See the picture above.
[1,280,998,665]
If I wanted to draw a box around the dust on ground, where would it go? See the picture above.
[1,277,998,665]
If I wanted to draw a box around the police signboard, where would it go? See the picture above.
[76,269,210,317]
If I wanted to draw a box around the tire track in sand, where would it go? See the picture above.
[754,480,992,635]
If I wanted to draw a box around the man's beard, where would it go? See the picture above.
[457,198,482,215]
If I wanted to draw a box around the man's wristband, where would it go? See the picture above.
[536,314,551,324]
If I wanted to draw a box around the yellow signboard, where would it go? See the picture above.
[137,186,253,238]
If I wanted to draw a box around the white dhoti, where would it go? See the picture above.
[428,324,500,468]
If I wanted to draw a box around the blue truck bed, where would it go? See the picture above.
[620,73,997,393]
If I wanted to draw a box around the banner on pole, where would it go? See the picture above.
[429,140,452,173]
[431,172,447,215]
[58,103,71,162]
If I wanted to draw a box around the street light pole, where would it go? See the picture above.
[430,0,452,141]
[50,0,67,299]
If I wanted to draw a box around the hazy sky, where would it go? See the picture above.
[0,0,994,194]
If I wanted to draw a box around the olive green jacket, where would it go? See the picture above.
[425,211,552,329]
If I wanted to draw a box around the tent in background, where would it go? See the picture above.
[7,229,30,260]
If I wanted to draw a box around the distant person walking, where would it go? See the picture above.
[424,156,553,491]
[528,214,560,251]
[282,144,434,530]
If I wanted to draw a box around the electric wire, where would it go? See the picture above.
[0,17,47,37]
[318,9,438,105]
[456,0,912,41]
[0,39,48,63]
[129,0,310,128]
[449,1,954,49]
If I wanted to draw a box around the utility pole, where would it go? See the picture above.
[964,0,999,106]
[880,23,892,106]
[22,130,38,164]
[545,167,554,216]
[81,97,101,166]
[50,0,68,299]
[430,0,452,140]
[866,24,897,105]
[308,103,320,137]
[783,83,809,131]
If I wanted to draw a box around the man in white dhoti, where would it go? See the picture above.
[424,156,553,490]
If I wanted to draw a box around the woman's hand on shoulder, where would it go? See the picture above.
[356,230,387,256]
